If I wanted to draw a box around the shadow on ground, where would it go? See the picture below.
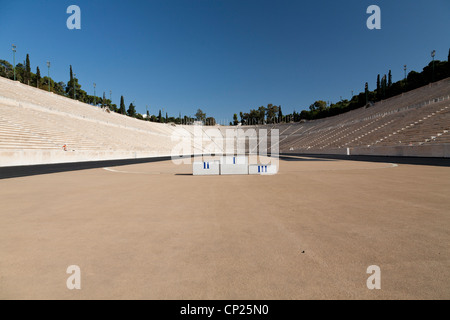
[282,153,450,167]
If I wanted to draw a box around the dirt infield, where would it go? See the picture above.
[0,156,449,299]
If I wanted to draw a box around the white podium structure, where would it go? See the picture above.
[219,156,248,175]
[193,161,220,175]
[192,156,277,176]
[248,164,277,175]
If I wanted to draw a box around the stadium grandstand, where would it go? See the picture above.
[0,76,218,166]
[249,78,450,158]
[1,75,449,168]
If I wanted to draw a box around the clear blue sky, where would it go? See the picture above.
[1,0,449,123]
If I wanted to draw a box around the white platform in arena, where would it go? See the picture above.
[192,156,277,176]
[220,155,248,175]
[193,161,220,175]
[248,164,277,175]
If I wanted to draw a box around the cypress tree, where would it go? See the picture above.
[166,112,168,122]
[36,66,41,88]
[158,110,162,123]
[382,75,387,98]
[25,54,31,85]
[365,82,369,104]
[69,65,74,98]
[120,96,126,114]
[376,74,381,99]
[447,48,450,76]
[388,70,392,87]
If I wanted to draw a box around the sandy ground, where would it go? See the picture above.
[0,156,449,300]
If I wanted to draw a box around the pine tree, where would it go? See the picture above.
[127,103,136,117]
[388,70,392,87]
[36,66,41,88]
[120,96,126,114]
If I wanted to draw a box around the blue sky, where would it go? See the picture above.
[0,0,449,123]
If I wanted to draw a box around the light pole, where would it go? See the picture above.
[431,50,436,82]
[46,61,51,92]
[93,83,96,106]
[12,45,16,81]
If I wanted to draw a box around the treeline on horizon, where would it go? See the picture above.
[0,55,211,125]
[233,48,450,126]
[1,48,449,126]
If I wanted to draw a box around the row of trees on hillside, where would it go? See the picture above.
[231,48,450,124]
[1,56,66,96]
[232,104,283,126]
[2,48,448,127]
[0,53,215,125]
